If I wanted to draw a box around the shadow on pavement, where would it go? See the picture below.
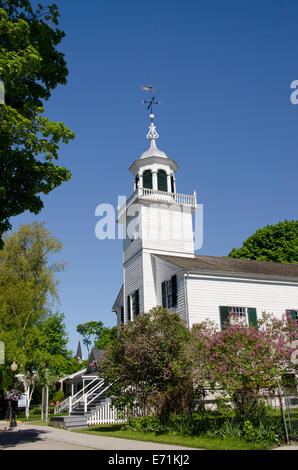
[0,427,48,448]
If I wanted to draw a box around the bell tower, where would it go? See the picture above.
[117,111,197,322]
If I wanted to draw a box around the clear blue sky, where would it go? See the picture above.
[10,0,298,357]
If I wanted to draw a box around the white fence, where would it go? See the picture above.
[87,401,126,425]
[87,401,145,426]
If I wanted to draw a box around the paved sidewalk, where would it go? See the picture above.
[0,421,195,450]
[1,421,297,450]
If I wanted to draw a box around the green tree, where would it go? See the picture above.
[0,1,75,246]
[228,220,298,263]
[94,326,117,350]
[38,312,70,358]
[97,307,193,419]
[0,222,79,415]
[76,321,105,354]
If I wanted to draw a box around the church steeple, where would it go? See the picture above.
[129,112,178,195]
[116,99,198,325]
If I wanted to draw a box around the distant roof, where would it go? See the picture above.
[89,349,106,363]
[59,368,87,383]
[155,254,298,279]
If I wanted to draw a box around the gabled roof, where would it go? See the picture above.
[112,284,124,311]
[155,254,298,280]
[59,368,87,383]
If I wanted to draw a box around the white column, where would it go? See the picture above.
[139,174,143,188]
[152,171,158,190]
[167,174,171,193]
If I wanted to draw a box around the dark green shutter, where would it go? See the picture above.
[120,306,124,324]
[290,310,297,321]
[143,170,153,189]
[157,170,168,192]
[135,289,140,316]
[219,306,230,330]
[248,308,258,328]
[171,275,177,308]
[162,281,167,308]
[288,310,298,339]
[127,295,131,322]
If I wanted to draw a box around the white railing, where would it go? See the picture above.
[118,187,197,219]
[87,401,126,425]
[83,380,110,413]
[87,402,144,426]
[69,378,102,413]
[54,396,71,414]
[138,187,197,206]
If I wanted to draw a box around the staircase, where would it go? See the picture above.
[49,378,111,430]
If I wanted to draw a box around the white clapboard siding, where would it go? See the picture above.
[187,274,298,328]
[124,252,144,320]
[141,205,194,256]
[123,234,142,264]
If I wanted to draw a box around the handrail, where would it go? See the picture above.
[83,379,107,413]
[69,378,101,414]
[118,187,197,218]
[84,383,110,413]
[139,187,197,206]
[55,396,71,414]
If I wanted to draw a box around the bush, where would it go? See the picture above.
[31,407,42,416]
[52,390,64,403]
[125,410,286,445]
[126,415,164,434]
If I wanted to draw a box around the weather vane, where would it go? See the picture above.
[142,85,161,117]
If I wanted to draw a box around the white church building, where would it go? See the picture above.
[112,112,298,330]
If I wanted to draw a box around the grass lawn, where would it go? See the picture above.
[74,424,272,450]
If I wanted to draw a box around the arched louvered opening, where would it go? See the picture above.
[157,169,168,192]
[143,169,153,189]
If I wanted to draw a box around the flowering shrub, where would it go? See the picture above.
[191,312,297,422]
[97,307,193,418]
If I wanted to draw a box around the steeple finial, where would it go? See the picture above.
[142,85,161,142]
[146,114,159,141]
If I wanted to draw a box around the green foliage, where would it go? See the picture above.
[98,307,193,418]
[126,415,164,434]
[125,411,285,445]
[94,326,117,350]
[52,389,64,403]
[191,312,297,422]
[0,1,75,245]
[38,312,70,358]
[30,406,41,416]
[76,321,105,353]
[228,220,298,263]
[0,222,80,395]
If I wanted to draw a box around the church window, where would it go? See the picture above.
[161,275,177,309]
[157,169,168,192]
[219,306,258,330]
[143,170,152,189]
